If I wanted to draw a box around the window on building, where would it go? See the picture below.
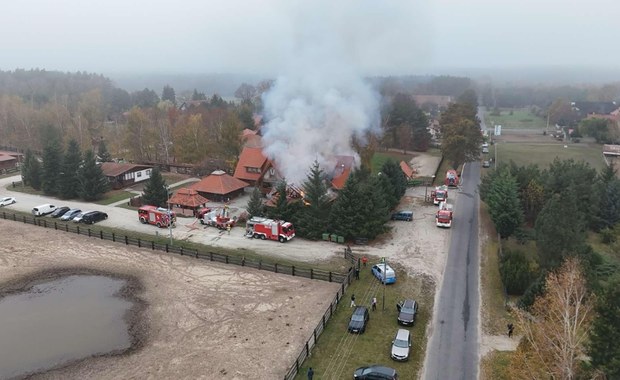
[136,172,142,178]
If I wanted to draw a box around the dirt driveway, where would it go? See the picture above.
[0,220,339,379]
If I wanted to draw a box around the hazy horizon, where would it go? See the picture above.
[2,0,619,85]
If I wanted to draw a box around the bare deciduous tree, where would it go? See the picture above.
[510,257,594,380]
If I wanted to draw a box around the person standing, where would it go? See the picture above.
[507,323,514,338]
[226,224,231,235]
[307,367,314,380]
[350,294,356,307]
[372,297,377,311]
[355,267,360,280]
[362,256,368,267]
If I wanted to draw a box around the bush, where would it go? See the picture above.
[517,273,546,310]
[500,248,536,295]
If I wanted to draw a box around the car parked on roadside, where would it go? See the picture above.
[32,204,56,216]
[354,365,398,380]
[396,299,418,326]
[50,206,70,218]
[482,147,489,154]
[72,211,93,223]
[391,329,412,361]
[0,197,16,206]
[482,160,490,168]
[60,209,81,221]
[81,211,108,225]
[348,306,369,334]
[372,263,396,284]
[390,210,413,221]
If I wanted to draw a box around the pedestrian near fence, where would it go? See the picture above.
[372,297,377,311]
[350,294,356,307]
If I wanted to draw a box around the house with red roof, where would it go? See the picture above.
[233,147,269,187]
[190,170,249,202]
[400,161,415,180]
[330,156,355,190]
[167,187,209,216]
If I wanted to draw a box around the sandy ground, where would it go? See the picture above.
[0,220,340,379]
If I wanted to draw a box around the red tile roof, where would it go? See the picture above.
[242,128,257,138]
[0,155,17,162]
[234,147,268,182]
[168,187,209,207]
[331,167,351,190]
[190,170,249,195]
[331,155,355,190]
[400,161,414,179]
[100,162,153,177]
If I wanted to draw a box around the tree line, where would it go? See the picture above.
[480,158,620,378]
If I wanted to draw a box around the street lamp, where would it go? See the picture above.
[165,185,173,245]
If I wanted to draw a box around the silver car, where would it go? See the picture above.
[391,329,411,361]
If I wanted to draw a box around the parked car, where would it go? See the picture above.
[391,329,412,361]
[60,209,81,221]
[348,306,369,334]
[354,365,398,380]
[72,211,93,223]
[81,211,108,225]
[391,210,413,221]
[50,206,70,218]
[396,299,419,326]
[482,147,489,154]
[0,197,16,206]
[32,204,56,216]
[482,160,490,168]
[371,263,396,284]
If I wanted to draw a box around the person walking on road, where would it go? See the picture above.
[372,297,377,311]
[350,294,356,307]
[307,367,314,380]
[507,323,514,338]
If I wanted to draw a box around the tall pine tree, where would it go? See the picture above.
[329,171,363,240]
[41,140,63,195]
[588,278,620,379]
[78,150,109,201]
[59,139,82,199]
[486,169,523,238]
[97,140,113,162]
[380,159,407,209]
[21,149,35,186]
[141,167,169,207]
[297,161,330,239]
[246,187,264,218]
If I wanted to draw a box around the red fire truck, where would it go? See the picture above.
[245,217,295,243]
[138,205,176,228]
[201,206,236,229]
[430,185,448,205]
[435,201,453,228]
[445,169,459,187]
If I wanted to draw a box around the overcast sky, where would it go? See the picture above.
[1,0,618,76]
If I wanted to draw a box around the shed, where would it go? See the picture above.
[167,187,209,216]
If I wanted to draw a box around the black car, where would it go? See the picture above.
[50,206,70,218]
[348,306,369,334]
[396,299,418,326]
[391,211,413,221]
[354,365,398,380]
[81,211,108,225]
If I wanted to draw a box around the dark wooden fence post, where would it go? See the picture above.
[209,252,213,261]
[88,229,91,237]
[310,268,314,280]
[165,244,169,252]
[259,261,262,270]
[54,222,57,230]
[138,238,141,248]
[180,247,184,256]
[329,272,333,282]
[275,263,278,273]
[151,241,155,250]
[43,220,47,228]
[292,266,295,276]
[65,224,69,232]
[125,235,128,245]
[112,232,115,242]
[100,231,103,239]
[77,226,80,235]
[225,255,228,264]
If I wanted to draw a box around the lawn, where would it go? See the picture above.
[480,350,513,380]
[294,264,435,380]
[94,189,135,205]
[371,151,414,174]
[492,143,607,172]
[484,108,546,130]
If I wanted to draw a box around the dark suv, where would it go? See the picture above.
[354,365,398,379]
[391,211,413,221]
[348,306,369,334]
[81,211,108,225]
[396,299,418,326]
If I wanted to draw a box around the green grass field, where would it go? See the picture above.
[294,266,434,380]
[492,143,606,172]
[371,152,414,174]
[484,108,546,130]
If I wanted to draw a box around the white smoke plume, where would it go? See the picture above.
[261,1,425,185]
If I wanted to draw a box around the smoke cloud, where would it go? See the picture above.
[261,0,423,185]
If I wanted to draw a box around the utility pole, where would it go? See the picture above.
[382,257,387,311]
[165,185,173,245]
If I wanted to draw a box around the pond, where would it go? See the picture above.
[0,275,133,378]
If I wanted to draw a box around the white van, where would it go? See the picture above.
[32,204,57,216]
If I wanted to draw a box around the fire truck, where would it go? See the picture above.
[430,185,448,205]
[201,206,236,229]
[445,169,459,187]
[138,205,176,228]
[245,217,295,243]
[197,207,212,223]
[435,201,453,228]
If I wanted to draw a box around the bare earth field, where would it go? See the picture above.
[0,220,340,379]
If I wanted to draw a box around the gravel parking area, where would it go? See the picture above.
[0,220,340,379]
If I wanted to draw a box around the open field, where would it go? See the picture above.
[0,219,340,379]
[371,151,414,174]
[295,264,435,380]
[484,108,546,130]
[492,142,607,171]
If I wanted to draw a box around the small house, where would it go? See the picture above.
[190,170,249,202]
[100,162,154,189]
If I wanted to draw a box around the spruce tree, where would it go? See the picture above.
[29,155,42,190]
[41,140,63,195]
[78,150,109,201]
[297,161,330,239]
[21,149,34,186]
[141,167,169,207]
[97,140,113,162]
[246,187,264,218]
[59,139,82,199]
[588,278,620,379]
[380,159,407,208]
[269,180,291,221]
[328,171,362,240]
[486,169,523,238]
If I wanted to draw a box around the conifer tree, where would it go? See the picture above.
[246,187,264,218]
[588,278,620,379]
[97,140,113,162]
[297,161,330,239]
[329,171,362,240]
[41,140,63,195]
[59,139,82,199]
[486,169,523,238]
[29,158,42,190]
[141,167,169,207]
[380,159,407,207]
[21,149,35,186]
[78,150,109,201]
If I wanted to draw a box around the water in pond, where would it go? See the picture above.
[0,275,133,379]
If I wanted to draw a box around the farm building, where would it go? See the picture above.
[100,162,154,189]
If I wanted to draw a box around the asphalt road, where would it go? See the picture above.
[423,161,481,380]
